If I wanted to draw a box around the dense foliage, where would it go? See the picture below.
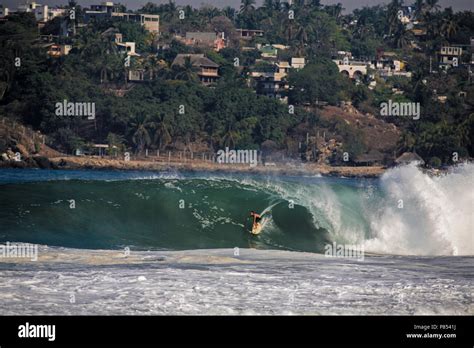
[0,0,472,165]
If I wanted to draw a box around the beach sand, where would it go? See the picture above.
[48,156,386,178]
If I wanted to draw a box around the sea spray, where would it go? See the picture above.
[363,163,474,256]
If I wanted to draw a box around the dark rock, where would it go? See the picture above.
[24,157,39,168]
[10,160,28,168]
[33,156,52,169]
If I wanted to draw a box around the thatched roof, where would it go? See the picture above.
[172,54,219,68]
[395,152,425,164]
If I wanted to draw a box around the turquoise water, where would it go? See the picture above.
[1,164,471,256]
[0,169,375,253]
[1,167,472,316]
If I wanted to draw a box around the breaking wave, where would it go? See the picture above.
[0,164,472,256]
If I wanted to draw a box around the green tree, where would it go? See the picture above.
[426,0,441,13]
[130,115,152,153]
[174,56,197,81]
[151,113,172,149]
[240,0,256,15]
[289,58,351,106]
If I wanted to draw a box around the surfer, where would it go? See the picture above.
[250,211,262,232]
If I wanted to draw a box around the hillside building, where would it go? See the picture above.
[85,2,159,33]
[172,54,220,86]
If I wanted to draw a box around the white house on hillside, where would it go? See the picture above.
[2,1,67,22]
[439,46,463,70]
[333,57,369,79]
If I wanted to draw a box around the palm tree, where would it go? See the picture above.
[326,3,344,23]
[440,10,459,39]
[152,56,169,80]
[414,0,426,20]
[182,4,195,19]
[174,56,197,81]
[354,22,373,39]
[106,133,126,155]
[222,124,239,148]
[273,0,282,12]
[458,119,470,149]
[263,0,275,17]
[199,5,218,21]
[97,52,123,83]
[222,6,236,19]
[146,31,159,52]
[282,11,297,44]
[426,0,440,13]
[166,0,177,12]
[152,113,172,150]
[387,0,403,36]
[309,0,322,9]
[130,115,152,154]
[62,1,78,36]
[424,12,441,41]
[0,52,15,100]
[393,24,413,49]
[295,22,310,54]
[99,60,113,83]
[77,30,102,57]
[0,65,11,100]
[281,0,291,12]
[240,0,256,14]
[397,132,416,153]
[161,0,178,22]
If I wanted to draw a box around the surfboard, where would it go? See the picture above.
[250,213,271,235]
[251,222,263,235]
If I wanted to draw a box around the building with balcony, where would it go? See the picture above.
[333,57,369,79]
[439,46,463,69]
[90,1,122,13]
[6,2,67,22]
[254,72,289,103]
[116,41,139,56]
[250,57,305,102]
[85,2,159,33]
[236,29,264,40]
[374,58,412,78]
[111,12,159,33]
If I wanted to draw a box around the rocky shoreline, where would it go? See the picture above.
[0,154,386,178]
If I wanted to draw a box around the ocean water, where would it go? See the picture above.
[0,164,472,315]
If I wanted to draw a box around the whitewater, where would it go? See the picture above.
[0,164,472,314]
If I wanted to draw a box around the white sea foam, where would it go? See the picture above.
[364,163,474,256]
[0,247,471,315]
